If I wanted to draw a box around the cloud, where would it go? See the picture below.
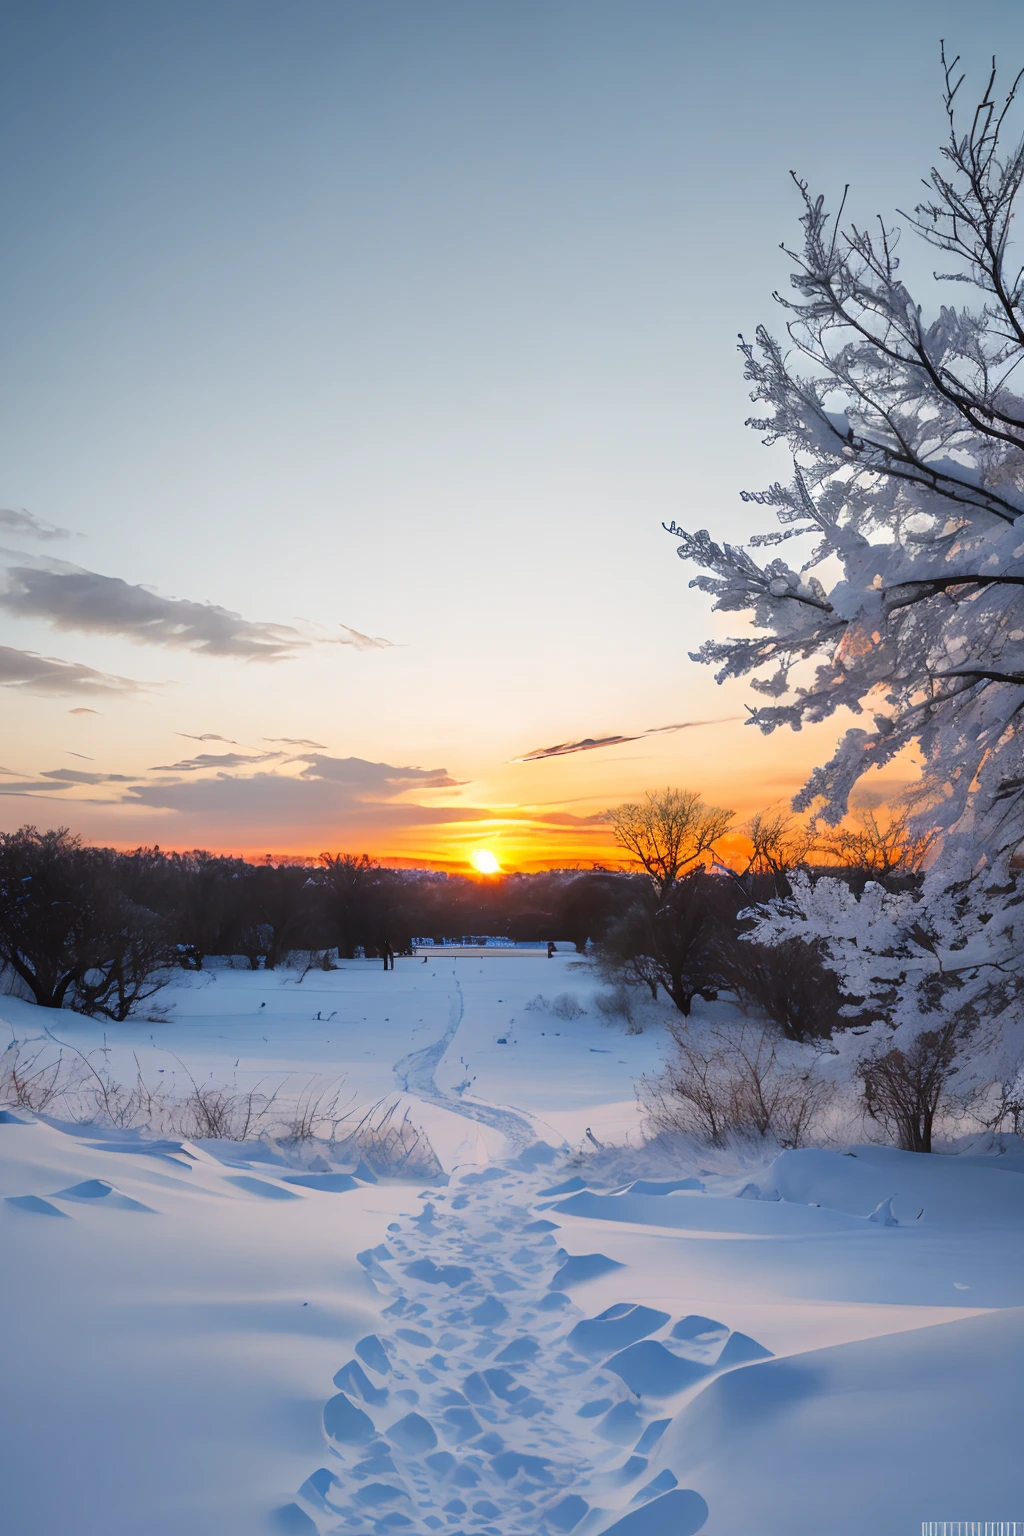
[0,643,150,697]
[337,624,398,650]
[0,562,306,661]
[0,781,77,797]
[264,736,326,749]
[176,732,240,745]
[511,718,739,762]
[68,707,101,715]
[293,754,459,790]
[121,753,474,831]
[40,768,138,785]
[149,751,283,773]
[68,751,94,760]
[0,507,70,541]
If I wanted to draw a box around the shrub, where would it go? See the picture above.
[594,984,642,1034]
[718,935,851,1042]
[639,1021,836,1147]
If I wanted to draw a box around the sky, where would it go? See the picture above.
[2,0,1023,870]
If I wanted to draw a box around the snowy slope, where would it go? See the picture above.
[2,956,1021,1534]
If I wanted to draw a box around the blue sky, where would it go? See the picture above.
[1,0,1021,863]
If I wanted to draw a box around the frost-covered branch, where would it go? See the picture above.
[671,51,1024,862]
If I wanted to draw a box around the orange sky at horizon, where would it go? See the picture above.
[40,714,922,874]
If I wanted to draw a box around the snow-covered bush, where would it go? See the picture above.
[746,865,1024,1149]
[639,1021,836,1148]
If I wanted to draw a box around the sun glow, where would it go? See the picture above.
[470,849,502,875]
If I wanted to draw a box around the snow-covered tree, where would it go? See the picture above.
[673,50,1024,870]
[746,864,1024,1148]
[671,52,1024,1141]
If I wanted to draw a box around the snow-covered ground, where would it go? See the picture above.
[2,955,1021,1535]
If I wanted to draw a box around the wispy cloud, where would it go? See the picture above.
[0,507,70,541]
[176,732,240,745]
[149,751,283,773]
[41,768,138,785]
[68,707,101,715]
[264,736,326,750]
[0,780,77,797]
[336,624,398,650]
[0,643,150,697]
[0,561,306,661]
[511,718,738,763]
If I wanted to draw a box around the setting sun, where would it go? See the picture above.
[470,849,502,875]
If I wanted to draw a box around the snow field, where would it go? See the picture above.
[3,956,1023,1534]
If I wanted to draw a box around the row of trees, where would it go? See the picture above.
[0,826,651,1018]
[0,797,923,1025]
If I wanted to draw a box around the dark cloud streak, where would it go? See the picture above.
[511,718,738,763]
[149,751,283,773]
[336,624,398,650]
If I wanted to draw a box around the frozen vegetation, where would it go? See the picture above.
[2,952,1022,1535]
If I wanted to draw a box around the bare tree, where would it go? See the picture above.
[741,808,818,894]
[599,871,741,1013]
[857,1023,965,1153]
[822,805,936,880]
[605,788,733,896]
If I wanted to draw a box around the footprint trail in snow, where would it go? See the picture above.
[392,981,539,1150]
[283,1143,758,1535]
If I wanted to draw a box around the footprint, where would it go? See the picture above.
[599,1487,709,1535]
[549,1253,624,1289]
[567,1305,670,1360]
[404,1258,474,1287]
[334,1359,390,1406]
[293,1153,715,1534]
[546,1493,588,1530]
[356,1335,392,1374]
[387,1411,438,1455]
[604,1341,709,1397]
[323,1392,376,1446]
